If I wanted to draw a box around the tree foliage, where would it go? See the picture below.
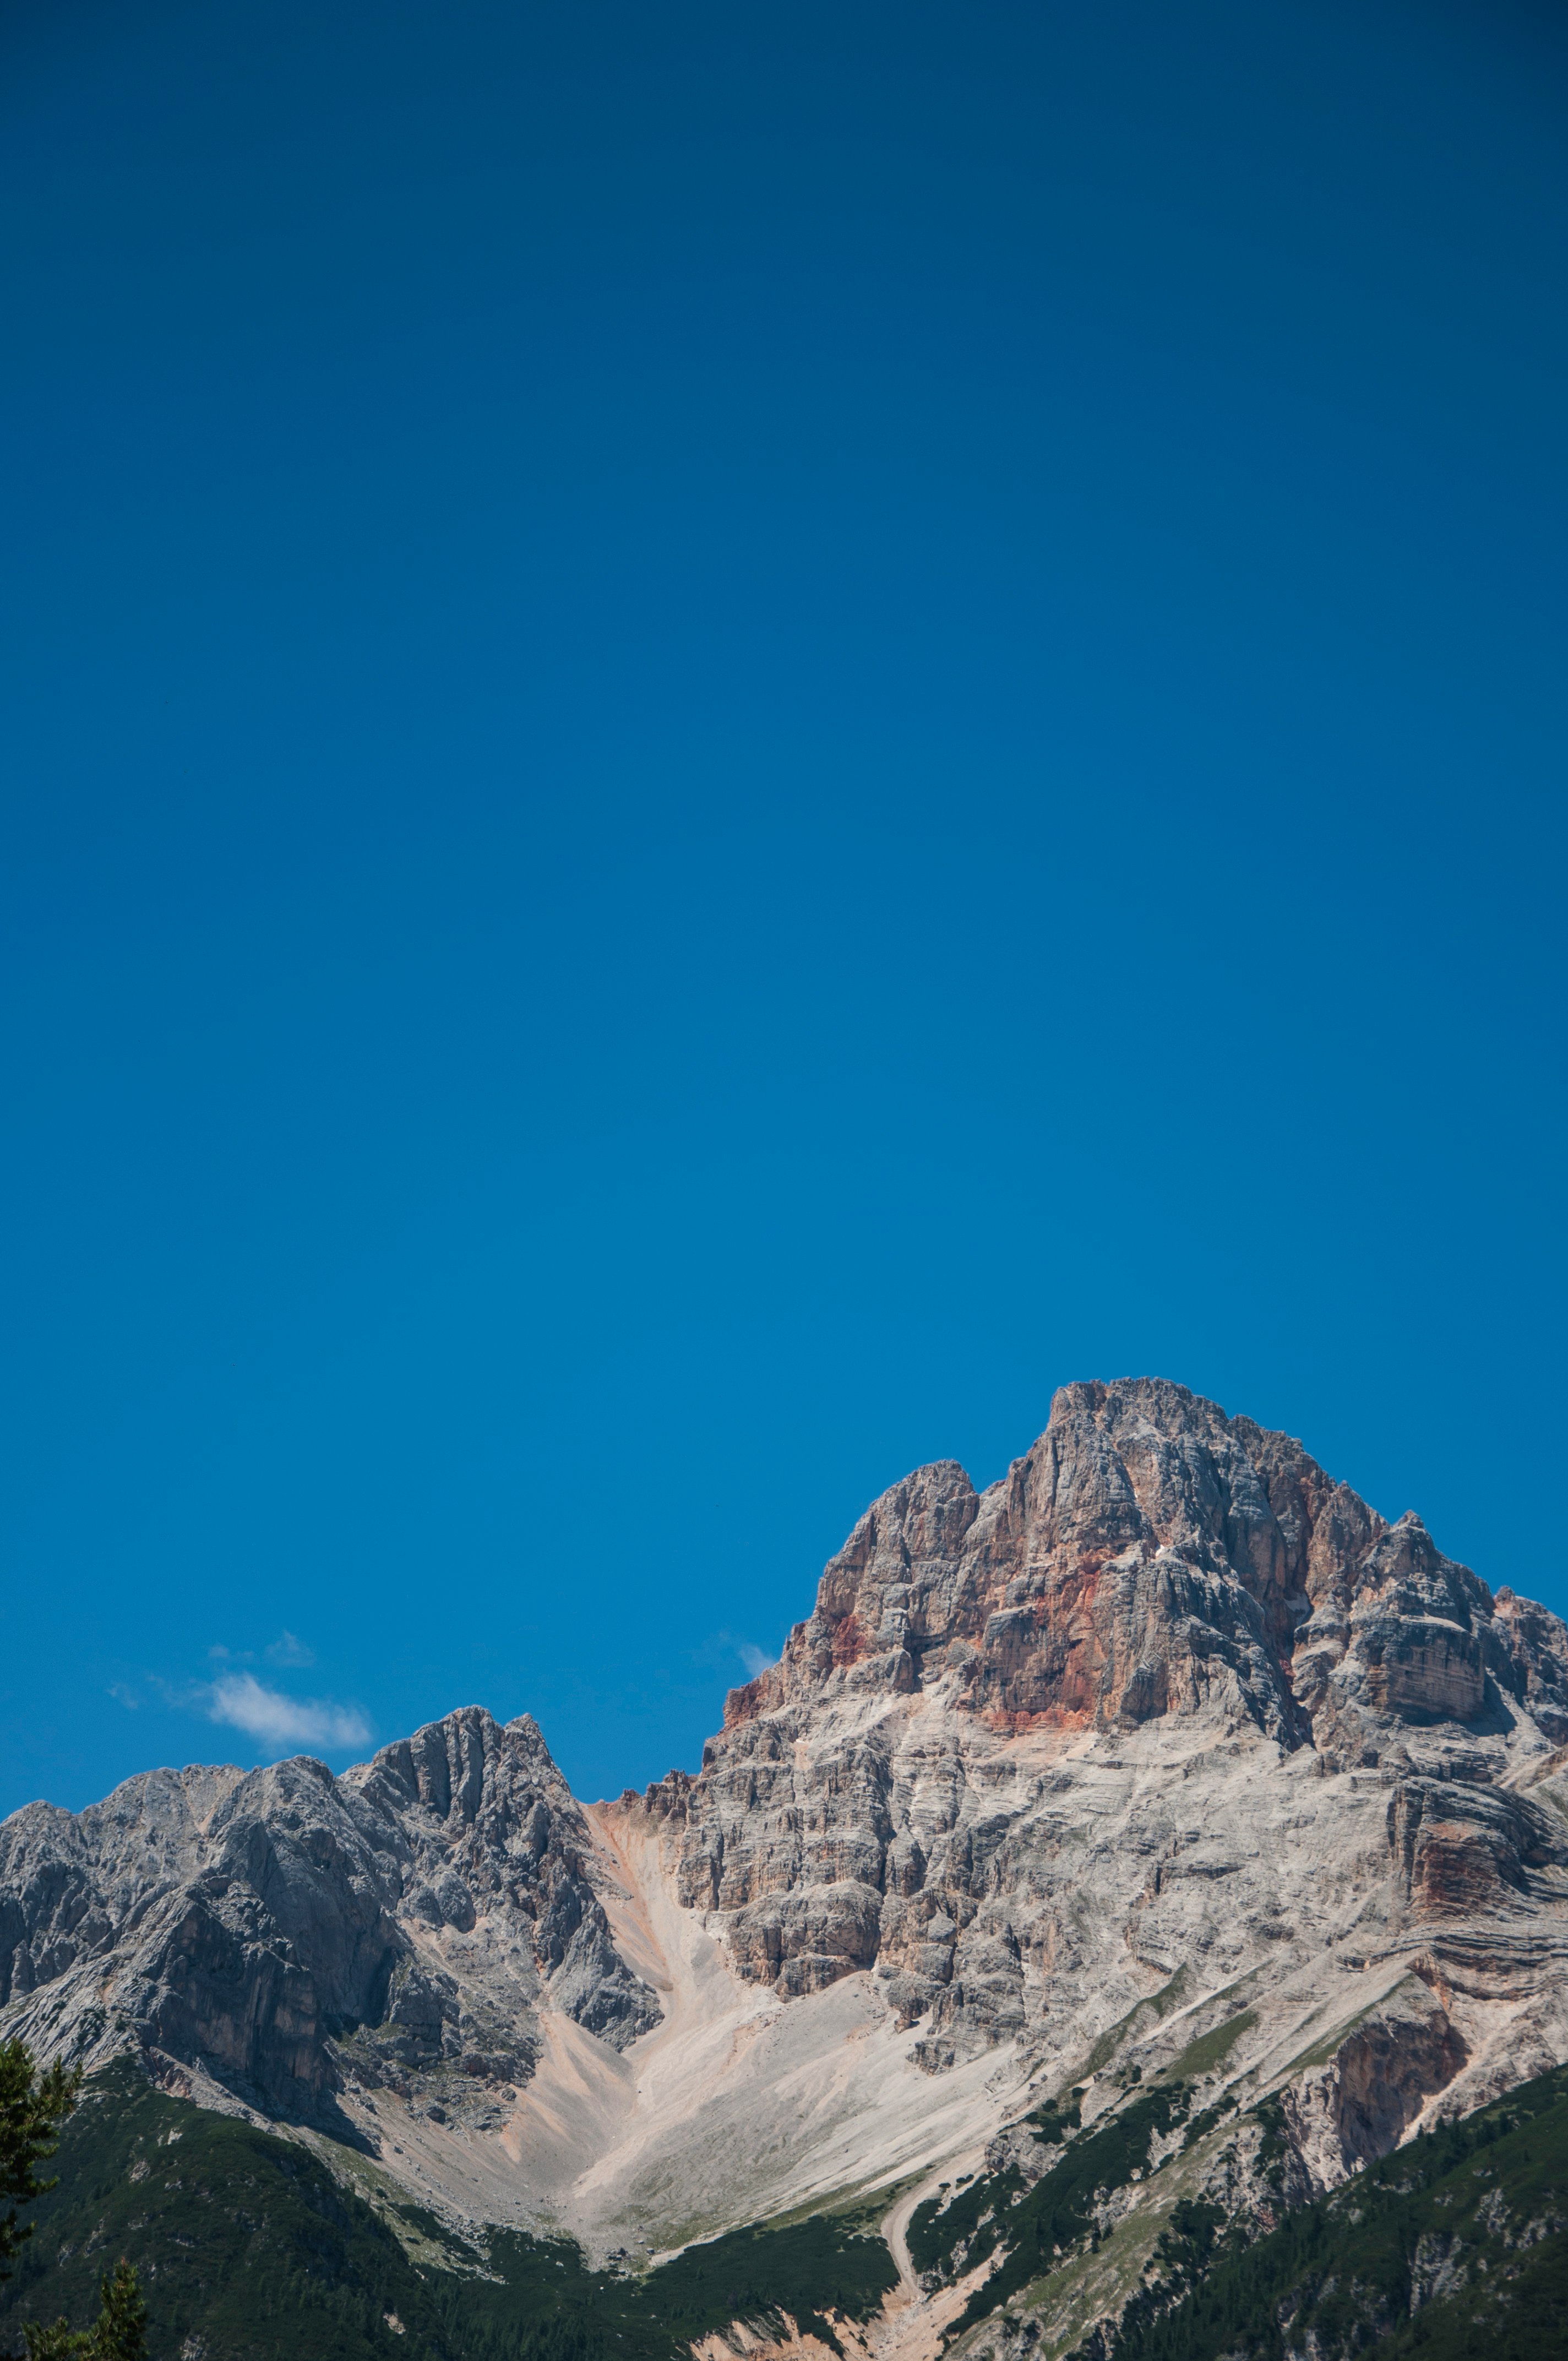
[0,2040,82,2279]
[0,2042,146,2359]
[21,2260,149,2360]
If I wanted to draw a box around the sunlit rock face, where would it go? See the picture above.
[716,1379,1567,1760]
[0,1707,660,2128]
[652,1379,1568,2041]
[3,1377,1567,2262]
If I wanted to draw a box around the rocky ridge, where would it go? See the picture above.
[3,1378,1567,2330]
[641,1379,1568,2076]
[0,1706,658,2132]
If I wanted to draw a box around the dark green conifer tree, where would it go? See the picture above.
[86,2259,149,2360]
[0,2039,81,2278]
[0,2041,146,2358]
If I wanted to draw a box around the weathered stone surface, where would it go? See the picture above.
[1282,1975,1470,2182]
[653,1380,1568,2026]
[1387,1771,1567,1918]
[3,1376,1567,2265]
[0,1708,658,2126]
[828,1386,1554,1755]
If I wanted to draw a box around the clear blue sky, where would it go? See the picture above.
[2,0,1565,1816]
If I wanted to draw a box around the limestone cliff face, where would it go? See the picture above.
[0,1708,659,2127]
[715,1380,1564,1755]
[644,1379,1568,2064]
[3,1377,1567,2259]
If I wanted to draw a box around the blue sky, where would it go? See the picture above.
[2,0,1565,1815]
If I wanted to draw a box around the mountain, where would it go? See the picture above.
[3,1378,1567,2359]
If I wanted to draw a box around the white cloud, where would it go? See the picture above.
[737,1642,776,1679]
[265,1631,315,1668]
[204,1673,370,1754]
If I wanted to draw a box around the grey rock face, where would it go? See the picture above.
[3,1376,1567,2256]
[1281,1974,1469,2175]
[718,1379,1568,1754]
[0,1708,659,2125]
[646,1379,1568,2049]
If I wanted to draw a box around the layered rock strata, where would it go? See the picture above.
[2,1378,1567,2264]
[643,1380,1568,2058]
[0,1708,658,2129]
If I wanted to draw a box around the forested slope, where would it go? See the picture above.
[0,2064,894,2361]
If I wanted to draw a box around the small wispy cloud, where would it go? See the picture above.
[204,1673,371,1753]
[108,1683,139,1711]
[696,1629,781,1682]
[205,1631,315,1669]
[265,1631,315,1668]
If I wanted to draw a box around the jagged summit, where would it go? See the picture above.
[637,1377,1568,2082]
[0,1703,660,2132]
[3,1378,1568,2272]
[706,1377,1566,1756]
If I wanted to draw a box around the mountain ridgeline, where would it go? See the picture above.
[2,1379,1567,2359]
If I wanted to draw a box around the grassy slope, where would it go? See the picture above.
[910,2080,1200,2337]
[0,2063,896,2361]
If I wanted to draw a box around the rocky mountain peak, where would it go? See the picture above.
[716,1378,1563,1759]
[0,1701,661,2135]
[641,1379,1568,2096]
[349,1704,569,1838]
[4,1379,1568,2270]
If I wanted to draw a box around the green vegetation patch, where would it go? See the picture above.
[1023,2093,1082,2148]
[910,2081,1198,2341]
[1103,2061,1568,2361]
[907,2163,1024,2284]
[1079,1972,1188,2082]
[0,2061,897,2361]
[1161,2010,1256,2085]
[442,2215,897,2361]
[0,2060,460,2359]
